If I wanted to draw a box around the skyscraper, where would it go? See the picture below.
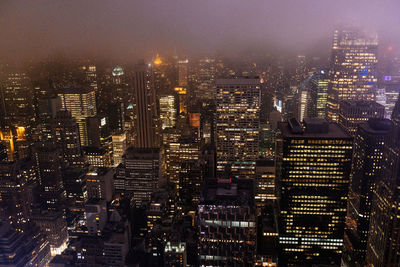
[0,159,36,230]
[178,59,189,87]
[115,147,160,207]
[365,108,400,266]
[276,118,353,265]
[255,159,276,210]
[33,141,66,211]
[132,63,159,148]
[343,118,392,266]
[338,100,385,136]
[112,131,127,167]
[159,95,176,129]
[195,58,216,100]
[165,135,200,192]
[53,110,83,166]
[58,87,97,146]
[308,70,329,118]
[215,77,260,178]
[326,28,378,122]
[198,179,256,266]
[0,72,34,135]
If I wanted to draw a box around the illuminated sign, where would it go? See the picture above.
[101,117,106,126]
[360,67,368,76]
[384,76,392,81]
[174,87,187,95]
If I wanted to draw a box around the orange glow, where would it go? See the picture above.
[179,102,187,114]
[9,130,14,153]
[16,127,26,140]
[189,113,200,128]
[174,86,187,95]
[153,54,162,65]
[388,46,393,51]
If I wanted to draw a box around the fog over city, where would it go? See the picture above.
[1,0,400,62]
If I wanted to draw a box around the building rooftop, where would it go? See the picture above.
[200,179,255,206]
[124,147,160,160]
[279,118,351,139]
[216,77,260,85]
[340,100,385,109]
[359,118,393,134]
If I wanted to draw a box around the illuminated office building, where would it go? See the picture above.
[308,70,329,118]
[298,90,308,122]
[195,58,216,100]
[384,89,399,117]
[338,101,384,136]
[343,118,392,266]
[255,159,276,211]
[276,118,353,265]
[83,146,112,168]
[159,95,176,129]
[326,28,378,122]
[198,179,256,266]
[115,147,160,207]
[58,87,97,146]
[215,77,260,178]
[112,131,127,167]
[132,62,159,148]
[165,135,199,191]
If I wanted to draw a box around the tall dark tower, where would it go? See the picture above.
[342,118,393,266]
[365,116,400,266]
[133,62,159,148]
[33,142,66,211]
[276,118,353,265]
[53,110,83,167]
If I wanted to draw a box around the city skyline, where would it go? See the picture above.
[1,2,400,267]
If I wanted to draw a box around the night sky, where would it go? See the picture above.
[1,0,399,61]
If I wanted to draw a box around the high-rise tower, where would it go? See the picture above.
[58,87,97,146]
[326,28,378,122]
[215,77,260,178]
[276,118,353,265]
[132,63,159,148]
[343,118,392,266]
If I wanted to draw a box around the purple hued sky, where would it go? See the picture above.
[0,0,399,61]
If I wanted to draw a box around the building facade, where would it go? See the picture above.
[215,77,260,178]
[276,118,353,265]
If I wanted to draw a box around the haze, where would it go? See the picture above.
[1,0,399,62]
